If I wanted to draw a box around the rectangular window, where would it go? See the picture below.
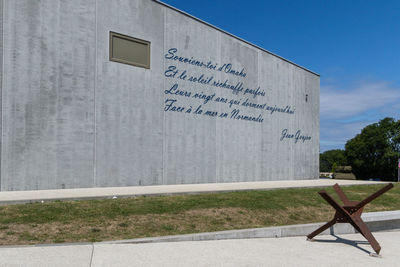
[109,32,150,69]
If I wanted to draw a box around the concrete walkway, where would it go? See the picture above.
[0,180,397,266]
[0,179,389,204]
[1,231,399,266]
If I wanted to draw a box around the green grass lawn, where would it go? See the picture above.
[0,183,399,245]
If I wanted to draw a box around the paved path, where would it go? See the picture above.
[0,179,388,204]
[0,231,399,266]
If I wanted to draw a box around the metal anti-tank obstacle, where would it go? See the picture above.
[307,183,394,256]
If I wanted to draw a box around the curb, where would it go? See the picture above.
[99,210,400,245]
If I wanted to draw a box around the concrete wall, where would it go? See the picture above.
[2,0,96,190]
[0,0,319,191]
[0,0,3,189]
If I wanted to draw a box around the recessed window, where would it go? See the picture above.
[109,32,150,69]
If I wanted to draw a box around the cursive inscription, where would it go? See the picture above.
[162,47,305,141]
[280,129,312,143]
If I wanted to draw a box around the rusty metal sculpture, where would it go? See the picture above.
[307,183,394,255]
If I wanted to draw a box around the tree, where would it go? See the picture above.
[320,149,347,172]
[345,117,400,181]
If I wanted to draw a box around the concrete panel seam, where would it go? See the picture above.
[0,0,4,191]
[89,243,95,267]
[162,5,166,185]
[93,0,98,187]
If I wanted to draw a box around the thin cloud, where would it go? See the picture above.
[320,121,370,147]
[320,82,400,120]
[321,121,366,138]
[319,81,400,152]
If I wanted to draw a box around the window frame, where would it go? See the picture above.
[109,31,151,69]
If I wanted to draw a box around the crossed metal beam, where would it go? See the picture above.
[307,183,394,255]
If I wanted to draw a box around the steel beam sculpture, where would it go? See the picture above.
[307,183,394,255]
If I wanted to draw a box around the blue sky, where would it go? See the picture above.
[162,0,400,152]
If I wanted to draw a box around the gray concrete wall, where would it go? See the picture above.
[1,0,96,191]
[0,0,319,191]
[0,0,3,189]
[95,0,165,187]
